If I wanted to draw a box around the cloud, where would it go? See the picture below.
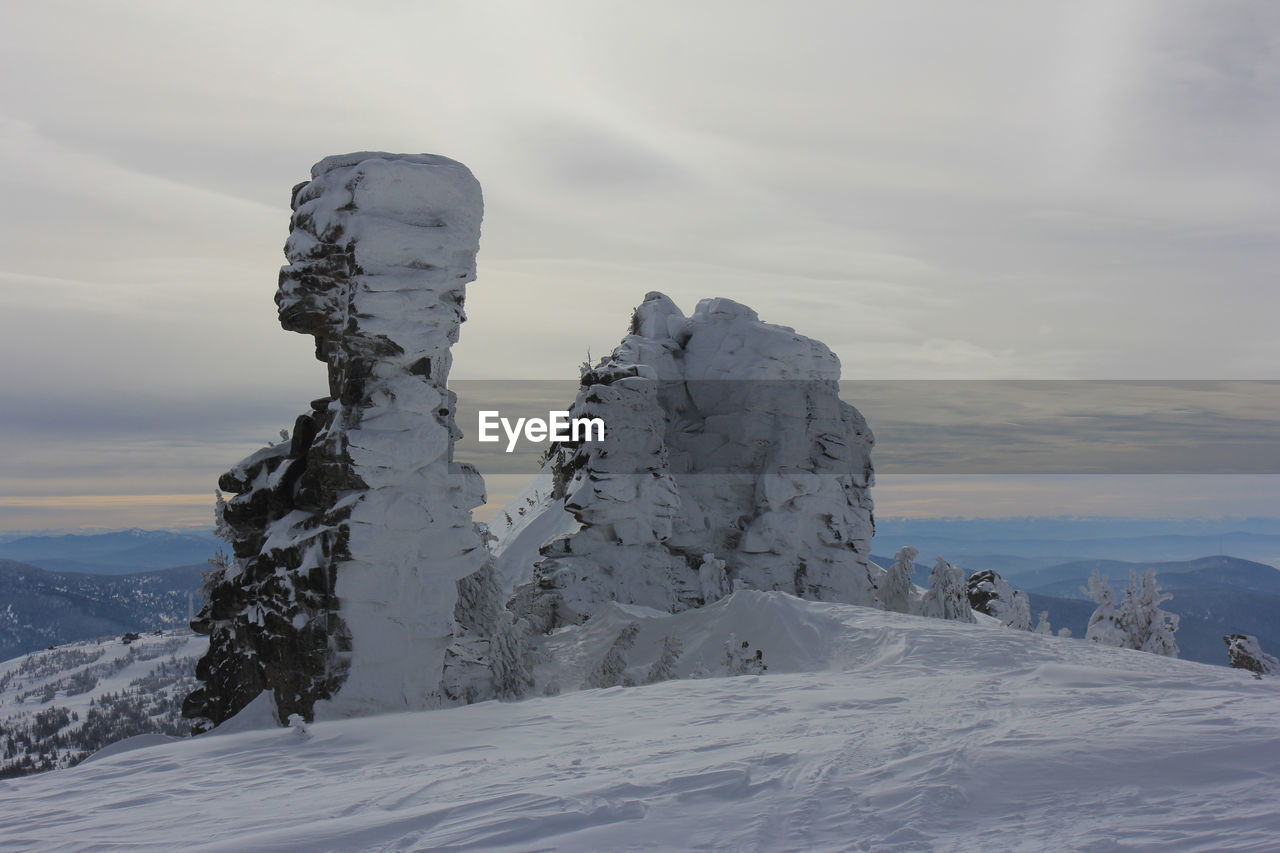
[2,1,1277,526]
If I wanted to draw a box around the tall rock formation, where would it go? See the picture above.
[185,153,492,727]
[506,293,877,632]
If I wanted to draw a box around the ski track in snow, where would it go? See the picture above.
[3,596,1279,852]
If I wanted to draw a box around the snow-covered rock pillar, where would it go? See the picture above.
[509,292,877,632]
[186,153,489,726]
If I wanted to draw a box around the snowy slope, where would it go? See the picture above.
[486,469,579,592]
[4,593,1278,851]
[0,630,205,776]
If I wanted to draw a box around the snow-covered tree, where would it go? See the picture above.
[1224,634,1277,677]
[443,563,533,703]
[583,623,640,689]
[920,558,975,623]
[1124,569,1179,658]
[645,635,684,684]
[203,548,233,595]
[488,612,534,699]
[1009,590,1032,631]
[876,546,917,614]
[213,490,233,541]
[1084,570,1127,648]
[698,553,731,605]
[1034,611,1053,635]
[722,634,766,675]
[1085,569,1178,657]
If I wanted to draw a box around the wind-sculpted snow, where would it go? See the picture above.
[507,292,876,632]
[9,593,1280,851]
[187,153,496,727]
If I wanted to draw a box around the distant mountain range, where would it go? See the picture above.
[875,517,1280,573]
[0,559,204,662]
[1020,555,1280,599]
[0,529,218,575]
[3,526,1276,670]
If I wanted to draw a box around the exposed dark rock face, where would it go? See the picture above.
[185,153,490,727]
[1224,633,1277,677]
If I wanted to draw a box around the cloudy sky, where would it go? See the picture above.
[1,1,1277,530]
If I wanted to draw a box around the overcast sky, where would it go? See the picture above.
[1,1,1277,531]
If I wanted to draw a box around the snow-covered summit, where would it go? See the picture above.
[507,292,877,632]
[9,593,1279,851]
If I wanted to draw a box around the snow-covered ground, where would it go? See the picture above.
[0,631,205,776]
[3,592,1278,851]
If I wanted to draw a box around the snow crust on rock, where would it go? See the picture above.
[188,153,492,726]
[965,568,1032,630]
[10,592,1280,852]
[505,292,876,632]
[1225,633,1278,676]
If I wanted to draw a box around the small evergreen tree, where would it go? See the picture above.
[698,553,730,605]
[489,612,534,699]
[876,547,916,614]
[920,558,975,623]
[1084,570,1126,648]
[722,634,766,675]
[1034,611,1053,635]
[583,623,640,689]
[1117,571,1139,645]
[1009,590,1033,631]
[213,490,233,541]
[1126,569,1179,658]
[645,635,684,684]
